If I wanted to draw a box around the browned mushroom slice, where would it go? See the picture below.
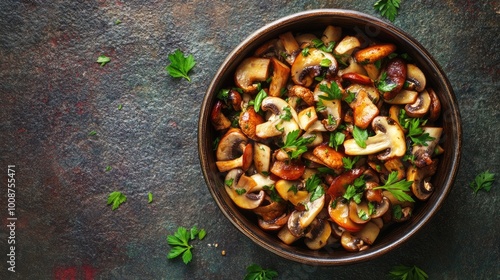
[216,128,248,161]
[340,221,380,252]
[239,107,264,141]
[427,88,441,122]
[277,225,300,245]
[322,25,342,45]
[348,89,380,130]
[338,57,369,77]
[287,194,325,237]
[405,64,426,92]
[224,169,265,209]
[370,197,390,218]
[405,89,431,118]
[255,96,300,140]
[344,116,406,161]
[348,200,371,224]
[234,57,270,93]
[354,43,397,64]
[258,212,290,231]
[291,48,338,87]
[270,160,306,181]
[210,100,231,130]
[334,36,361,63]
[383,157,406,180]
[279,31,301,65]
[380,58,407,100]
[384,89,418,105]
[253,142,271,175]
[297,106,318,131]
[407,159,439,201]
[274,179,309,206]
[341,72,372,85]
[289,85,315,106]
[304,218,332,250]
[269,57,290,97]
[227,89,243,111]
[312,144,344,170]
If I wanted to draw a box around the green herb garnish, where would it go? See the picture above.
[352,126,368,148]
[470,170,495,195]
[374,0,401,22]
[388,264,428,280]
[107,191,127,210]
[165,49,196,82]
[244,264,278,280]
[374,171,414,202]
[167,225,206,264]
[96,55,111,67]
[281,130,316,159]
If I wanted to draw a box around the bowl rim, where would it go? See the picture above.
[198,8,462,265]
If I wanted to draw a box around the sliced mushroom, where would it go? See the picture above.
[289,85,315,106]
[334,36,361,61]
[216,128,248,161]
[370,196,390,219]
[313,81,342,131]
[253,142,271,174]
[338,57,368,77]
[291,48,338,87]
[427,88,441,122]
[405,64,426,92]
[216,142,253,172]
[322,25,342,45]
[279,31,301,65]
[380,58,407,100]
[295,33,318,47]
[384,89,418,105]
[341,72,372,85]
[383,157,406,180]
[354,43,397,64]
[288,194,325,237]
[224,169,265,209]
[346,83,380,104]
[227,89,243,111]
[304,218,332,250]
[326,168,365,198]
[347,89,380,130]
[405,89,431,118]
[275,179,309,206]
[258,212,290,231]
[411,127,442,168]
[234,57,271,93]
[328,197,364,232]
[270,160,306,181]
[277,225,300,245]
[343,116,406,161]
[312,144,345,170]
[269,57,291,97]
[210,100,232,131]
[239,107,264,141]
[407,159,439,201]
[297,106,318,131]
[348,200,371,224]
[256,96,300,140]
[340,221,380,252]
[363,63,381,81]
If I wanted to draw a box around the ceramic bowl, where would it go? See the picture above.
[198,9,461,265]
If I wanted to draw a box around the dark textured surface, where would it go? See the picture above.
[0,1,498,279]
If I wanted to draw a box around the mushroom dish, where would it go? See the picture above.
[209,25,444,253]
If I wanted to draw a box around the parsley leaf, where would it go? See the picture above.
[96,55,111,67]
[343,176,366,204]
[311,38,335,53]
[107,191,127,210]
[352,126,368,148]
[251,89,268,112]
[343,156,360,170]
[329,131,346,150]
[376,71,397,92]
[167,226,206,264]
[374,0,401,22]
[244,264,278,280]
[281,130,316,159]
[305,174,325,202]
[399,110,435,146]
[148,192,153,203]
[165,49,196,82]
[388,264,428,280]
[319,83,343,101]
[374,171,414,202]
[470,170,495,195]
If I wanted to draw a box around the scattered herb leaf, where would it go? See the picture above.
[374,0,401,22]
[88,130,97,136]
[352,126,368,148]
[388,264,428,280]
[244,264,278,280]
[165,49,196,82]
[470,170,495,195]
[374,171,414,202]
[107,191,127,210]
[148,192,153,203]
[97,55,111,67]
[167,226,206,264]
[376,72,397,92]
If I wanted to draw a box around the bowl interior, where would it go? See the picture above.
[198,9,461,265]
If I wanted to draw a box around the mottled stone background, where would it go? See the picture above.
[0,0,498,279]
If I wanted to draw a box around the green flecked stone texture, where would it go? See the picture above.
[0,1,498,279]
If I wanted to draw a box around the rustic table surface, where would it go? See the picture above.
[0,1,498,279]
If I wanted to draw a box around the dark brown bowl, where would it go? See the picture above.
[198,9,461,265]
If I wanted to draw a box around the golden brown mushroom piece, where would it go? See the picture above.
[234,57,270,94]
[291,48,338,87]
[224,169,265,210]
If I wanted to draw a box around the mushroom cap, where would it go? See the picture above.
[216,128,248,161]
[405,89,431,118]
[291,48,338,87]
[224,169,265,210]
[343,116,406,161]
[234,57,271,93]
[304,218,332,250]
[354,43,397,64]
[406,64,426,92]
[408,159,439,201]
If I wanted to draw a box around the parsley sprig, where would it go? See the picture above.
[374,171,414,202]
[166,49,196,82]
[352,126,368,148]
[398,110,435,146]
[318,82,342,101]
[304,174,325,202]
[343,176,366,204]
[167,226,206,264]
[470,170,495,195]
[374,0,401,22]
[244,264,278,280]
[311,38,335,53]
[376,72,397,92]
[388,264,428,280]
[281,130,316,159]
